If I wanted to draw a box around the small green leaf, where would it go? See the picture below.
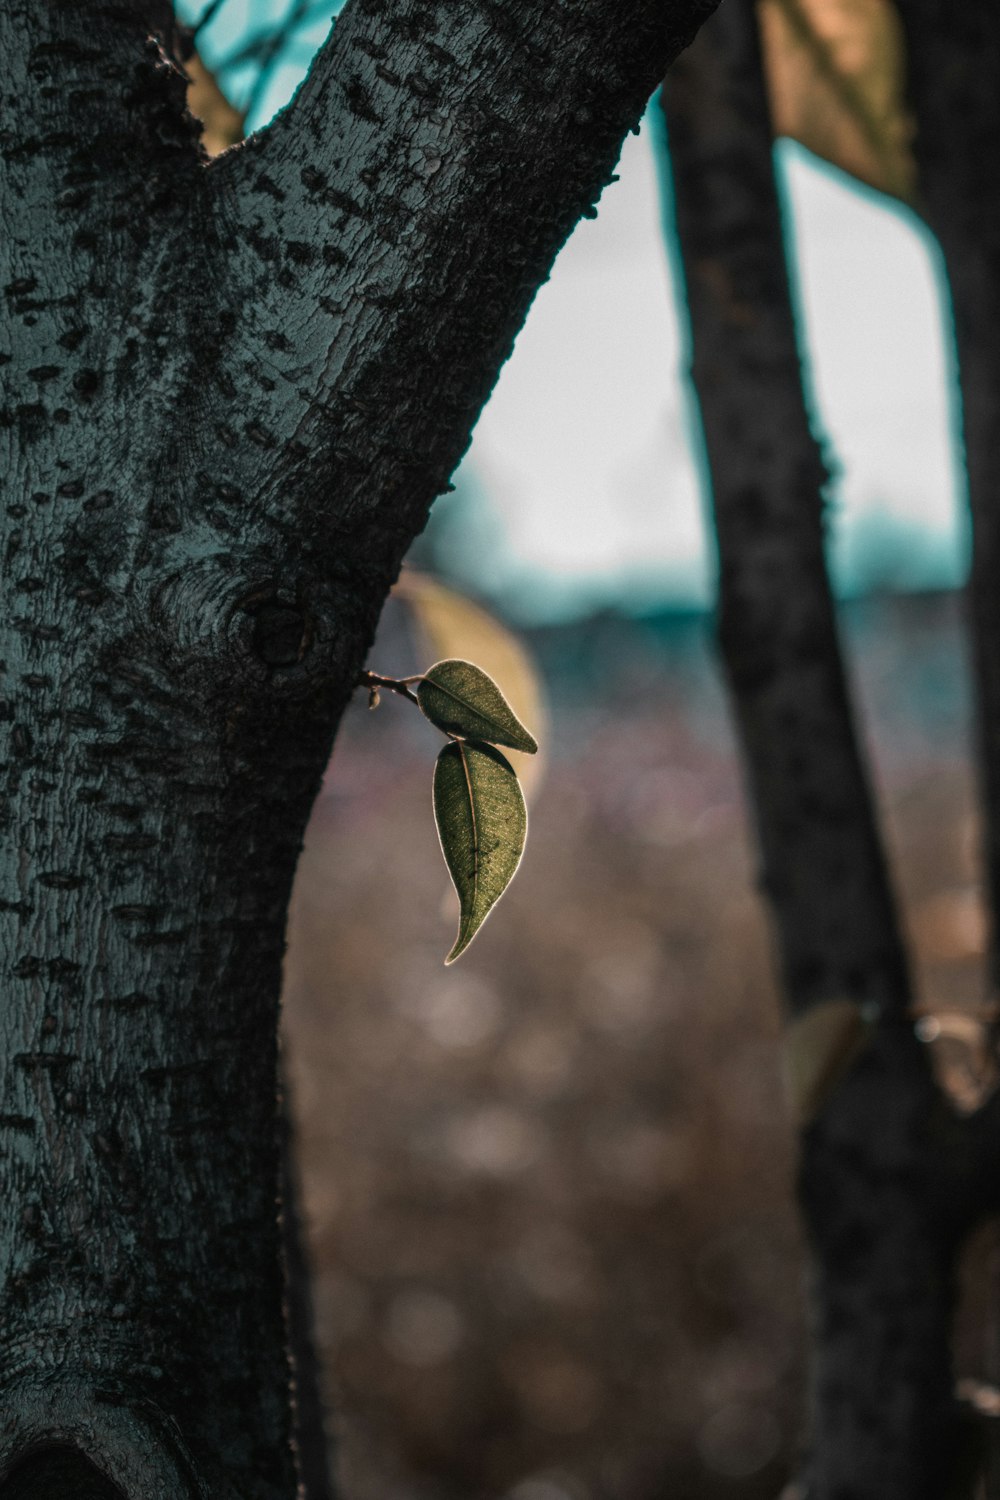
[418,659,538,753]
[395,570,548,793]
[433,740,527,964]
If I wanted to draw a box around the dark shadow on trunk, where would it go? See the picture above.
[0,1448,126,1500]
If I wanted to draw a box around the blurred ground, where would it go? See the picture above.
[282,588,994,1500]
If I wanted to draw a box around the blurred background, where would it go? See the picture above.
[180,4,997,1495]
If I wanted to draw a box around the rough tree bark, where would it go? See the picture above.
[0,1,719,1496]
[661,2,1000,1494]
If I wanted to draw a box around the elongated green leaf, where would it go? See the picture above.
[418,659,538,754]
[433,740,527,964]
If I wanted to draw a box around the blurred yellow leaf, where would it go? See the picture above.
[759,0,917,205]
[394,572,548,799]
[187,53,245,156]
[783,997,872,1125]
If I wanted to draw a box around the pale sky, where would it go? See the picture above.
[186,1,968,622]
[453,123,964,620]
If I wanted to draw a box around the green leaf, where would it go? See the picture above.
[394,571,548,797]
[433,740,527,964]
[418,658,538,753]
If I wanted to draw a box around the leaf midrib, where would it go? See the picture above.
[457,739,479,924]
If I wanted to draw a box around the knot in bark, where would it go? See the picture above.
[1,1446,126,1500]
[138,553,351,713]
[247,598,312,668]
[0,1380,201,1500]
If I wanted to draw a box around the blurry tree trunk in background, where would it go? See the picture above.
[0,1,718,1497]
[661,1,1000,1493]
[893,2,1000,994]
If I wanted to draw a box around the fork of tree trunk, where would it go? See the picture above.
[0,2,718,1496]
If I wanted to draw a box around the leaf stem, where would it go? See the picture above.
[358,669,421,707]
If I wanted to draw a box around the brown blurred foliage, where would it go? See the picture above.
[759,0,916,203]
[186,52,244,154]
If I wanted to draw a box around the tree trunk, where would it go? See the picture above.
[0,0,718,1495]
[660,3,1000,1493]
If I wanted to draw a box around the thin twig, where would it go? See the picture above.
[192,0,228,39]
[241,0,311,123]
[358,670,421,707]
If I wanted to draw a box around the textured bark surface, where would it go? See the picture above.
[0,0,719,1496]
[661,3,1000,1494]
[893,2,1000,991]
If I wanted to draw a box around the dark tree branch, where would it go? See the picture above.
[195,0,719,632]
[191,0,228,41]
[241,0,312,123]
